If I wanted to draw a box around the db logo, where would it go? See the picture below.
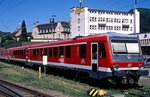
[81,59,85,64]
[59,55,64,63]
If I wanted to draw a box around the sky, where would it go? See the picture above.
[0,0,150,32]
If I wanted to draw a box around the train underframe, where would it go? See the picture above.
[1,58,149,85]
[105,69,149,85]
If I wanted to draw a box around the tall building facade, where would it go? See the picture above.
[70,7,140,38]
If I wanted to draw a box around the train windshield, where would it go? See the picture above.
[111,39,140,54]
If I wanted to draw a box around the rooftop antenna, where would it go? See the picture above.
[79,0,83,8]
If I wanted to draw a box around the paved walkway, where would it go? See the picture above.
[144,67,150,76]
[138,76,150,86]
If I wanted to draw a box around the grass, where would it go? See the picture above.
[0,61,150,97]
[0,61,93,97]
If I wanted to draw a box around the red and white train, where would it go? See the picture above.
[0,32,149,84]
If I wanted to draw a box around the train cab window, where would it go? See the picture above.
[80,44,86,58]
[59,46,64,57]
[99,43,106,58]
[49,47,52,57]
[66,46,71,58]
[54,47,58,57]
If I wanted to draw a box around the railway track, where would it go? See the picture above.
[0,78,53,97]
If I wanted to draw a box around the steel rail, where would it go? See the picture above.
[0,78,53,97]
[0,83,24,97]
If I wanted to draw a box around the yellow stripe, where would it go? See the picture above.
[92,90,98,96]
[89,89,95,95]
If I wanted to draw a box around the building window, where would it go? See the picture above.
[78,18,80,24]
[90,17,97,22]
[90,25,92,29]
[122,19,128,23]
[114,18,121,23]
[130,27,132,31]
[78,26,80,31]
[90,25,97,30]
[98,12,105,14]
[59,34,60,38]
[130,19,132,23]
[98,24,105,30]
[114,26,121,31]
[122,28,129,31]
[98,17,105,22]
[106,18,113,23]
[90,17,92,21]
[106,26,113,30]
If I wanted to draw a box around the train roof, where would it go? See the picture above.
[8,32,138,50]
[90,32,138,38]
[8,45,30,50]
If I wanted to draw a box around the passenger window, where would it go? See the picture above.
[33,49,36,56]
[54,47,58,57]
[80,44,86,58]
[37,49,40,56]
[40,48,43,56]
[30,50,32,57]
[66,46,71,58]
[99,43,106,58]
[44,48,47,55]
[59,46,64,56]
[49,47,52,57]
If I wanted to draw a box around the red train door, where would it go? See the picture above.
[25,48,28,64]
[91,42,98,72]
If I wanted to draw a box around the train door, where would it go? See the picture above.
[7,49,10,62]
[25,48,28,65]
[91,42,98,72]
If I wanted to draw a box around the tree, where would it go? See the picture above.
[19,20,28,42]
[1,34,16,47]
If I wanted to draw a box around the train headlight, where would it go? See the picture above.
[113,64,119,70]
[138,64,142,69]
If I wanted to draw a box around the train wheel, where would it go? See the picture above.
[74,72,89,82]
[80,73,89,82]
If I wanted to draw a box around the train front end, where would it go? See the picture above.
[109,35,149,84]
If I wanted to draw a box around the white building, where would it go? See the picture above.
[70,7,140,38]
